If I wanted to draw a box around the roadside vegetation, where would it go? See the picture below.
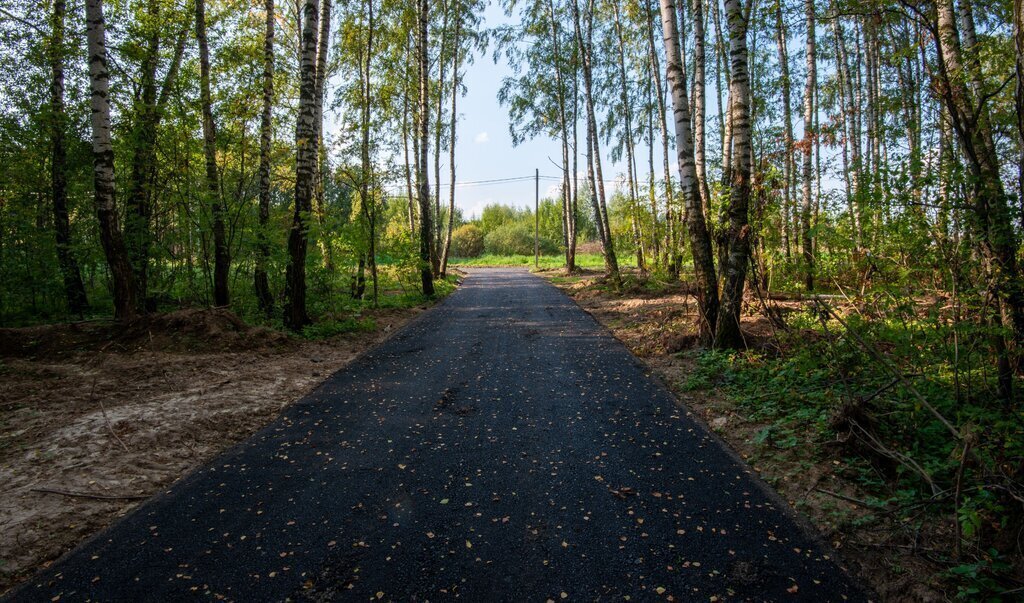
[549,266,1024,600]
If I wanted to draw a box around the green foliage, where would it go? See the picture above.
[681,292,1024,596]
[483,222,558,256]
[451,224,485,257]
[479,203,524,234]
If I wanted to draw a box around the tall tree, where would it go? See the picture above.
[355,0,379,304]
[313,0,333,268]
[831,10,862,250]
[691,0,709,215]
[196,0,230,307]
[124,3,187,308]
[255,0,275,315]
[417,0,435,295]
[774,0,794,259]
[801,0,815,290]
[925,0,1024,399]
[645,0,676,271]
[85,0,136,319]
[546,0,576,273]
[440,0,462,277]
[573,0,619,284]
[50,0,88,315]
[284,0,320,328]
[1016,0,1024,224]
[611,0,646,272]
[714,0,751,349]
[661,0,718,345]
[432,0,452,276]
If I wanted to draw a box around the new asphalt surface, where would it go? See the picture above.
[8,269,867,602]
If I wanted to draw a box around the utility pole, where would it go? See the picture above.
[534,168,539,267]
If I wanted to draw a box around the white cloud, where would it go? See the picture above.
[474,131,490,144]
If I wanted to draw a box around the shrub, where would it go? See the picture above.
[484,222,558,255]
[451,224,485,257]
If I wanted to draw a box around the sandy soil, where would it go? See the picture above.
[0,306,427,594]
[543,269,946,602]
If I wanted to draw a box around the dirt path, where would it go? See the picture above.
[6,270,867,601]
[0,307,427,594]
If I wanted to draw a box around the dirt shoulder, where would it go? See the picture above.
[0,304,432,594]
[542,270,944,602]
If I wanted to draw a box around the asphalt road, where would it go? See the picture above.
[9,269,867,602]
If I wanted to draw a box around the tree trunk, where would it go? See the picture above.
[774,0,794,260]
[440,1,461,277]
[710,0,727,188]
[358,0,378,305]
[124,0,160,308]
[196,0,229,307]
[546,0,575,273]
[611,1,646,272]
[641,4,662,269]
[646,0,677,272]
[85,0,136,319]
[714,0,752,349]
[661,0,719,346]
[432,0,449,276]
[313,0,333,269]
[645,76,661,269]
[712,0,732,189]
[801,0,815,291]
[284,0,320,329]
[51,0,88,315]
[932,0,1024,399]
[255,0,275,316]
[1015,0,1024,229]
[691,0,710,217]
[124,5,187,310]
[417,0,435,295]
[573,0,619,283]
[831,11,861,249]
[403,33,417,235]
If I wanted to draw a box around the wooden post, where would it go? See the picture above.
[535,168,540,267]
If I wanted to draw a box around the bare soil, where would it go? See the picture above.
[0,306,427,594]
[543,269,947,602]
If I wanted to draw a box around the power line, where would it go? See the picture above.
[382,173,628,194]
[434,174,560,187]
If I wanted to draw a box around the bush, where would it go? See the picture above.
[451,224,485,258]
[484,222,558,255]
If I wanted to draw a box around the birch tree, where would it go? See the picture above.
[284,0,320,328]
[660,0,718,345]
[85,0,136,319]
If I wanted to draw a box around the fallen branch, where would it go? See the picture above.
[30,487,147,501]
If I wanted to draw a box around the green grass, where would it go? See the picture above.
[452,253,620,270]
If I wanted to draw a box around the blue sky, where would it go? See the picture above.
[412,1,642,219]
